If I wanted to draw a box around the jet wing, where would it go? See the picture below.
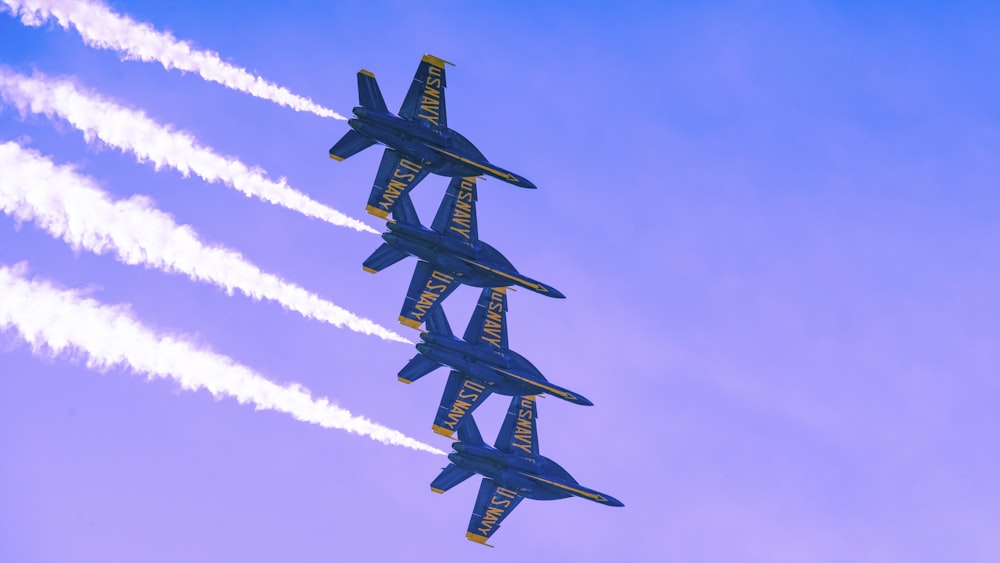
[399,261,462,329]
[494,395,539,458]
[465,478,524,546]
[431,177,478,243]
[366,149,430,219]
[462,287,508,349]
[432,371,492,437]
[399,54,452,129]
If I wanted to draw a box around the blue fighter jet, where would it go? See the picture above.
[431,395,623,546]
[400,287,591,438]
[329,54,537,219]
[362,176,564,329]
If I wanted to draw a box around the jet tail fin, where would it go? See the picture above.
[456,415,485,446]
[425,306,453,337]
[398,354,441,384]
[357,69,388,112]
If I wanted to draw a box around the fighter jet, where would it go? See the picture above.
[362,176,564,329]
[431,395,623,546]
[400,287,591,438]
[329,54,537,219]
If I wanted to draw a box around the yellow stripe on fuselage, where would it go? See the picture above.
[461,259,546,293]
[429,147,517,182]
[522,474,608,503]
[494,368,575,401]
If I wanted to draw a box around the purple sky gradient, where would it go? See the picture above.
[2,1,1000,561]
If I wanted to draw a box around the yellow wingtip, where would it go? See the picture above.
[399,316,422,329]
[397,376,412,384]
[362,266,377,274]
[422,54,455,68]
[365,205,389,219]
[465,533,493,547]
[431,487,445,494]
[432,425,455,438]
[329,153,345,161]
[359,69,375,78]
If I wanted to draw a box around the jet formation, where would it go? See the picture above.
[329,54,622,545]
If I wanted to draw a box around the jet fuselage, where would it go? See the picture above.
[447,443,620,504]
[416,332,592,405]
[348,107,533,186]
[381,221,563,297]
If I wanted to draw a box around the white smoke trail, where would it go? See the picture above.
[0,68,374,234]
[2,0,344,119]
[0,141,410,344]
[0,263,444,455]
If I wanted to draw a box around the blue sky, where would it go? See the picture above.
[2,1,1000,561]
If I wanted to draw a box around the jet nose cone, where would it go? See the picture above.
[606,497,625,508]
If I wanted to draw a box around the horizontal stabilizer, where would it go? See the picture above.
[398,354,441,384]
[357,69,388,112]
[329,130,375,161]
[430,463,474,494]
[362,243,409,273]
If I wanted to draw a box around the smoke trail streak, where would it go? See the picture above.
[0,264,445,455]
[0,141,410,344]
[2,0,344,119]
[0,68,375,234]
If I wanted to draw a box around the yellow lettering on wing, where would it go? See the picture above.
[476,487,519,536]
[511,396,535,454]
[441,379,487,431]
[376,158,423,214]
[406,270,455,324]
[479,288,506,348]
[417,66,443,126]
[447,178,476,239]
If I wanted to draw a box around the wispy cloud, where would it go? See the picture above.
[2,0,343,119]
[0,141,410,344]
[0,263,444,455]
[0,67,374,234]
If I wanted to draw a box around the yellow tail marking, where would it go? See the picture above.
[365,204,390,219]
[399,316,422,329]
[432,424,456,438]
[359,69,375,78]
[422,54,455,68]
[329,153,345,161]
[362,266,377,274]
